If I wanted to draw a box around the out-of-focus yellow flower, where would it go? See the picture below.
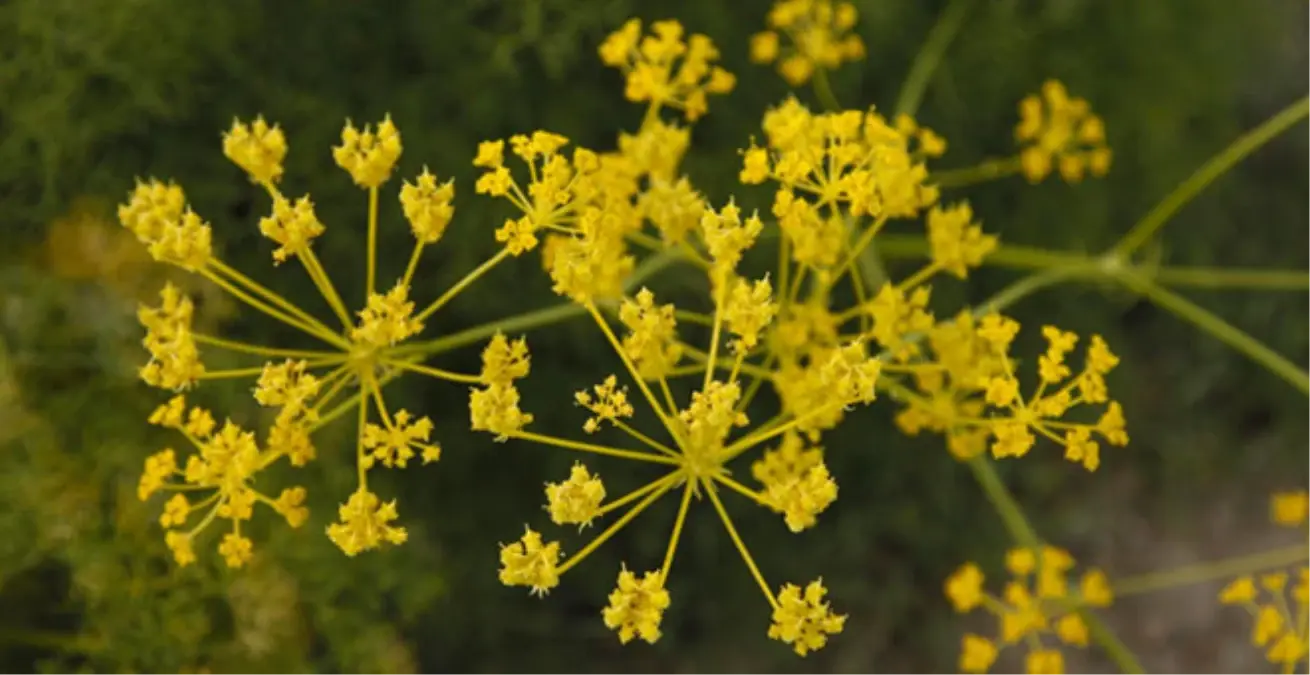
[751,0,865,86]
[1015,80,1111,183]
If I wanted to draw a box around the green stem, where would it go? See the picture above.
[812,68,842,112]
[893,0,978,117]
[1113,544,1308,597]
[875,234,1085,270]
[975,264,1093,315]
[394,301,584,358]
[395,247,686,358]
[1152,265,1310,292]
[1113,270,1309,394]
[1114,96,1310,256]
[930,156,1023,188]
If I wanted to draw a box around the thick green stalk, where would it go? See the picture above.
[1114,270,1309,394]
[893,0,979,118]
[1115,96,1310,256]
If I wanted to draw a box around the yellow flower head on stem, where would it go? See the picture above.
[618,288,684,380]
[751,0,864,86]
[599,19,735,121]
[223,116,288,185]
[499,526,562,596]
[362,410,435,469]
[259,195,325,264]
[602,567,670,644]
[576,375,635,433]
[327,487,409,556]
[334,115,402,188]
[138,283,205,390]
[544,463,607,528]
[351,282,423,349]
[1015,80,1111,183]
[768,579,847,656]
[400,168,455,244]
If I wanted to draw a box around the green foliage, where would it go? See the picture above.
[0,0,1304,672]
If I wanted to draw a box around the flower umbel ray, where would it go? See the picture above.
[129,114,521,565]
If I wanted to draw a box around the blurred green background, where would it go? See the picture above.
[0,0,1305,672]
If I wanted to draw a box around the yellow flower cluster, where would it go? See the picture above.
[749,0,865,86]
[945,547,1114,674]
[458,6,1128,656]
[599,19,736,121]
[126,112,518,566]
[120,0,1133,658]
[891,311,1127,471]
[1220,569,1310,673]
[1217,491,1309,673]
[140,395,309,568]
[1015,80,1112,183]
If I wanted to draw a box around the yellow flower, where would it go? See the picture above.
[926,201,996,279]
[699,199,764,271]
[1025,648,1065,674]
[361,410,435,469]
[479,333,532,386]
[1015,80,1111,183]
[758,455,837,533]
[723,276,778,354]
[866,283,935,362]
[254,359,321,414]
[544,463,606,528]
[138,283,205,390]
[618,288,684,379]
[159,493,190,528]
[118,179,186,244]
[946,563,985,612]
[576,376,635,433]
[599,19,735,122]
[767,579,846,656]
[165,530,197,567]
[333,115,402,188]
[753,1,865,86]
[1272,491,1309,527]
[470,383,534,440]
[218,532,255,569]
[1054,613,1088,647]
[1079,569,1114,607]
[1254,604,1286,647]
[138,448,178,501]
[400,168,455,244]
[274,487,310,528]
[1220,576,1257,604]
[326,488,409,556]
[222,116,287,185]
[351,283,423,348]
[603,567,670,644]
[959,634,998,673]
[499,527,562,596]
[258,195,325,264]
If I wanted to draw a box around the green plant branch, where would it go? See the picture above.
[1112,544,1308,598]
[812,68,842,112]
[930,156,1023,188]
[1151,265,1309,291]
[1113,270,1309,394]
[893,0,979,118]
[395,247,686,358]
[1114,96,1310,256]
